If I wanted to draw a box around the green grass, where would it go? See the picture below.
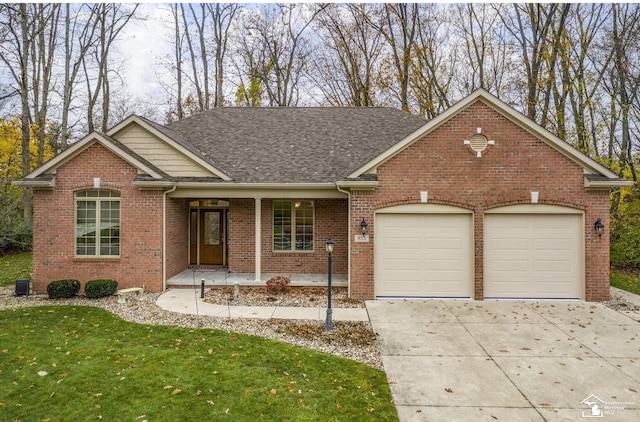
[611,270,640,296]
[0,252,32,287]
[0,306,397,421]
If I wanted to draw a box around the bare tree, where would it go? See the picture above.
[313,4,383,106]
[31,3,60,166]
[236,4,325,107]
[60,4,101,151]
[207,3,238,108]
[83,3,137,133]
[369,3,418,112]
[499,3,571,123]
[606,3,640,180]
[411,3,453,118]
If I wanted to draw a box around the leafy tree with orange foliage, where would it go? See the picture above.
[0,116,55,254]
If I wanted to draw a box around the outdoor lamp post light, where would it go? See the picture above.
[325,237,334,330]
[360,217,368,236]
[594,218,605,237]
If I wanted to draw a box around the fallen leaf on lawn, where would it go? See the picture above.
[336,403,342,409]
[163,385,173,390]
[94,393,102,398]
[196,390,202,396]
[37,371,48,376]
[95,404,101,409]
[270,389,277,395]
[50,392,55,398]
[225,408,230,414]
[207,400,214,405]
[171,389,181,395]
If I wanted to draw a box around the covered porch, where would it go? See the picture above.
[167,269,348,288]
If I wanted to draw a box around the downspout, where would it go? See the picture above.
[162,185,177,292]
[336,184,351,297]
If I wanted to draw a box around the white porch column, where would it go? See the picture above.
[255,197,262,282]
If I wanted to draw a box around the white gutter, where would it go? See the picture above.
[162,185,177,291]
[335,184,352,298]
[255,197,262,282]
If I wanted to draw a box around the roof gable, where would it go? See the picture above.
[25,131,164,180]
[108,115,231,180]
[348,89,629,187]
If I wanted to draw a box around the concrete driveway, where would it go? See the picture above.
[366,293,640,421]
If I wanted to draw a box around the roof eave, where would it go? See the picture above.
[12,178,55,189]
[336,180,378,190]
[584,178,634,190]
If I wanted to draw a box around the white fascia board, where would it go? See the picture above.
[108,115,232,181]
[12,178,55,188]
[25,133,162,180]
[584,177,634,189]
[136,182,348,199]
[336,180,378,190]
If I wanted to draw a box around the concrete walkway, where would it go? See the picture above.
[368,289,640,421]
[156,288,369,321]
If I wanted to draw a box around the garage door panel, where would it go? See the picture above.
[492,259,530,272]
[533,260,573,272]
[375,212,472,298]
[424,238,463,249]
[485,213,582,299]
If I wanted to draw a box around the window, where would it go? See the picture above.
[273,200,313,252]
[75,189,120,257]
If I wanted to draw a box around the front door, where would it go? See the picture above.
[200,209,224,264]
[190,209,225,265]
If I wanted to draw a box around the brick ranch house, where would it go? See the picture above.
[16,90,631,301]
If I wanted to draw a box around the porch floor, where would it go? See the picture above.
[167,269,347,288]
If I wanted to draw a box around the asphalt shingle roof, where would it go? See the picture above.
[164,107,427,184]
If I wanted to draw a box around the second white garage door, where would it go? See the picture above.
[375,206,473,298]
[484,210,583,299]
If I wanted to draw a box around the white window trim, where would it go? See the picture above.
[74,190,121,258]
[272,200,315,253]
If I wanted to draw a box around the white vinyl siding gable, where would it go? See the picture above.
[115,124,213,177]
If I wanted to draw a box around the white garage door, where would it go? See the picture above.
[375,207,473,298]
[484,212,583,299]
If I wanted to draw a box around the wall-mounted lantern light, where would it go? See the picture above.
[594,218,605,237]
[360,218,368,236]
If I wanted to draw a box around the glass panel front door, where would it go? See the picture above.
[199,209,224,265]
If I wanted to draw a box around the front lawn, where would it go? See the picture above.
[0,306,397,421]
[0,252,31,287]
[610,270,640,296]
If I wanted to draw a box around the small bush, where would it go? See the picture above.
[85,279,118,299]
[47,279,80,299]
[266,276,291,295]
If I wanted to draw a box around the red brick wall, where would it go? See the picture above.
[166,197,189,280]
[32,143,165,293]
[227,198,348,275]
[349,101,611,301]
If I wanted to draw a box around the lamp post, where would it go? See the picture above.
[325,237,334,330]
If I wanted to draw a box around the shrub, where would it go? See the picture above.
[85,279,118,299]
[47,279,80,299]
[266,276,291,295]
